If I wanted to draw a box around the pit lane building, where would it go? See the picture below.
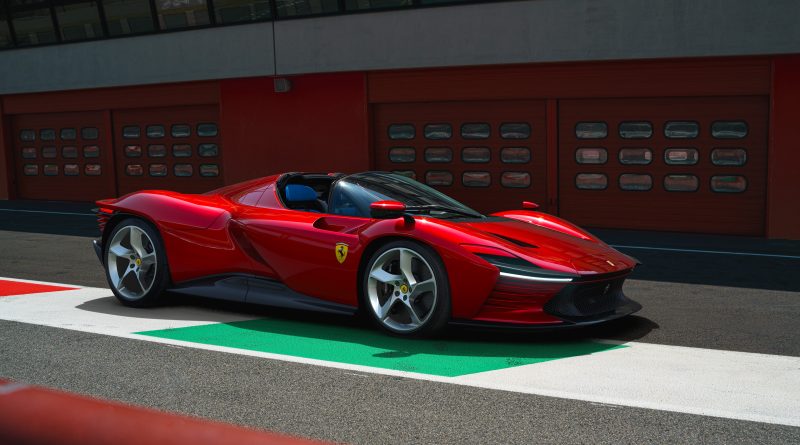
[1,0,799,238]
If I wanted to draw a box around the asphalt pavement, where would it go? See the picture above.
[1,200,799,443]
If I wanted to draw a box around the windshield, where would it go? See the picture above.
[329,172,484,219]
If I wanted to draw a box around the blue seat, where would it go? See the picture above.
[284,184,327,213]
[285,184,318,202]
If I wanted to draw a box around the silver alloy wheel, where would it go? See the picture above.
[367,247,437,333]
[106,225,157,300]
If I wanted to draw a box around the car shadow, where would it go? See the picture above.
[75,294,263,323]
[120,300,660,367]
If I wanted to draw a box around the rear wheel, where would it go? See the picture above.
[104,218,169,307]
[362,240,450,336]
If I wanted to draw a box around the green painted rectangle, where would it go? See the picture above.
[138,318,623,377]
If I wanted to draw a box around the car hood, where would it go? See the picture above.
[457,218,636,275]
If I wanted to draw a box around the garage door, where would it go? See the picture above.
[558,97,768,235]
[373,101,548,214]
[12,112,116,201]
[113,106,223,196]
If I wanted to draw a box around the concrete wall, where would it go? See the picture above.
[274,0,800,74]
[1,0,799,93]
[0,23,274,95]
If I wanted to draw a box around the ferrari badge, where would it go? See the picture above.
[335,243,349,264]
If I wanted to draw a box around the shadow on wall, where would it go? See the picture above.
[0,201,97,237]
[592,228,800,292]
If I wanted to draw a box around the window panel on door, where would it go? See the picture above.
[711,175,747,193]
[576,147,607,164]
[461,123,490,139]
[64,164,80,176]
[42,146,57,158]
[462,171,491,187]
[21,147,37,159]
[423,123,452,140]
[43,164,59,176]
[200,164,220,177]
[575,122,607,139]
[62,146,78,158]
[146,125,165,138]
[711,148,747,166]
[60,128,77,140]
[501,172,530,188]
[83,145,100,158]
[388,124,415,140]
[712,121,748,139]
[664,121,699,139]
[425,170,452,186]
[500,123,530,139]
[122,126,141,138]
[618,148,652,165]
[462,147,490,163]
[664,174,699,192]
[388,147,415,163]
[619,121,652,139]
[198,143,219,157]
[664,148,699,165]
[619,173,652,191]
[575,173,607,190]
[148,144,167,157]
[85,164,102,175]
[500,147,530,164]
[424,147,452,163]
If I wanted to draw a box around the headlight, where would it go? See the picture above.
[474,253,578,283]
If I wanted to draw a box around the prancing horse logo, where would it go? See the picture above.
[335,243,349,264]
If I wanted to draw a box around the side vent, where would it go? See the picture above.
[229,220,270,267]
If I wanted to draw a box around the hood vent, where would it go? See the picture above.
[490,233,537,248]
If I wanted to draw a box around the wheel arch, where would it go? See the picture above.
[355,235,450,311]
[101,213,171,286]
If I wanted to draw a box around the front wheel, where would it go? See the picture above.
[104,218,169,307]
[362,240,450,336]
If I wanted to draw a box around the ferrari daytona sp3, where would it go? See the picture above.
[93,171,641,336]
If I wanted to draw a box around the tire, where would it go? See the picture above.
[104,218,170,307]
[361,240,450,336]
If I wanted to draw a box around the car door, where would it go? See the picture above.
[236,204,372,307]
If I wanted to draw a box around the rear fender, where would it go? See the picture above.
[97,191,231,231]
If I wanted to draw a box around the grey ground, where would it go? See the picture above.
[1,201,799,443]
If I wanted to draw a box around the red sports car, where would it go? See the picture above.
[93,171,641,336]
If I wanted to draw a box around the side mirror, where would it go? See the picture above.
[370,200,407,219]
[522,201,540,210]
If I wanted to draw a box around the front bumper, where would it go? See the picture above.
[462,270,641,329]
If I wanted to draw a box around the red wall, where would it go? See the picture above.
[767,55,800,239]
[220,73,369,184]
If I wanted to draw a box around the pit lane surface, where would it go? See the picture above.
[1,201,799,443]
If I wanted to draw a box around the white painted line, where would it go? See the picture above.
[1,278,799,427]
[463,342,800,427]
[0,208,94,217]
[610,244,800,260]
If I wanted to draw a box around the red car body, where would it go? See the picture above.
[94,172,641,328]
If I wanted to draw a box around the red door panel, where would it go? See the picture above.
[112,106,223,196]
[373,100,548,214]
[12,112,116,201]
[558,96,768,235]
